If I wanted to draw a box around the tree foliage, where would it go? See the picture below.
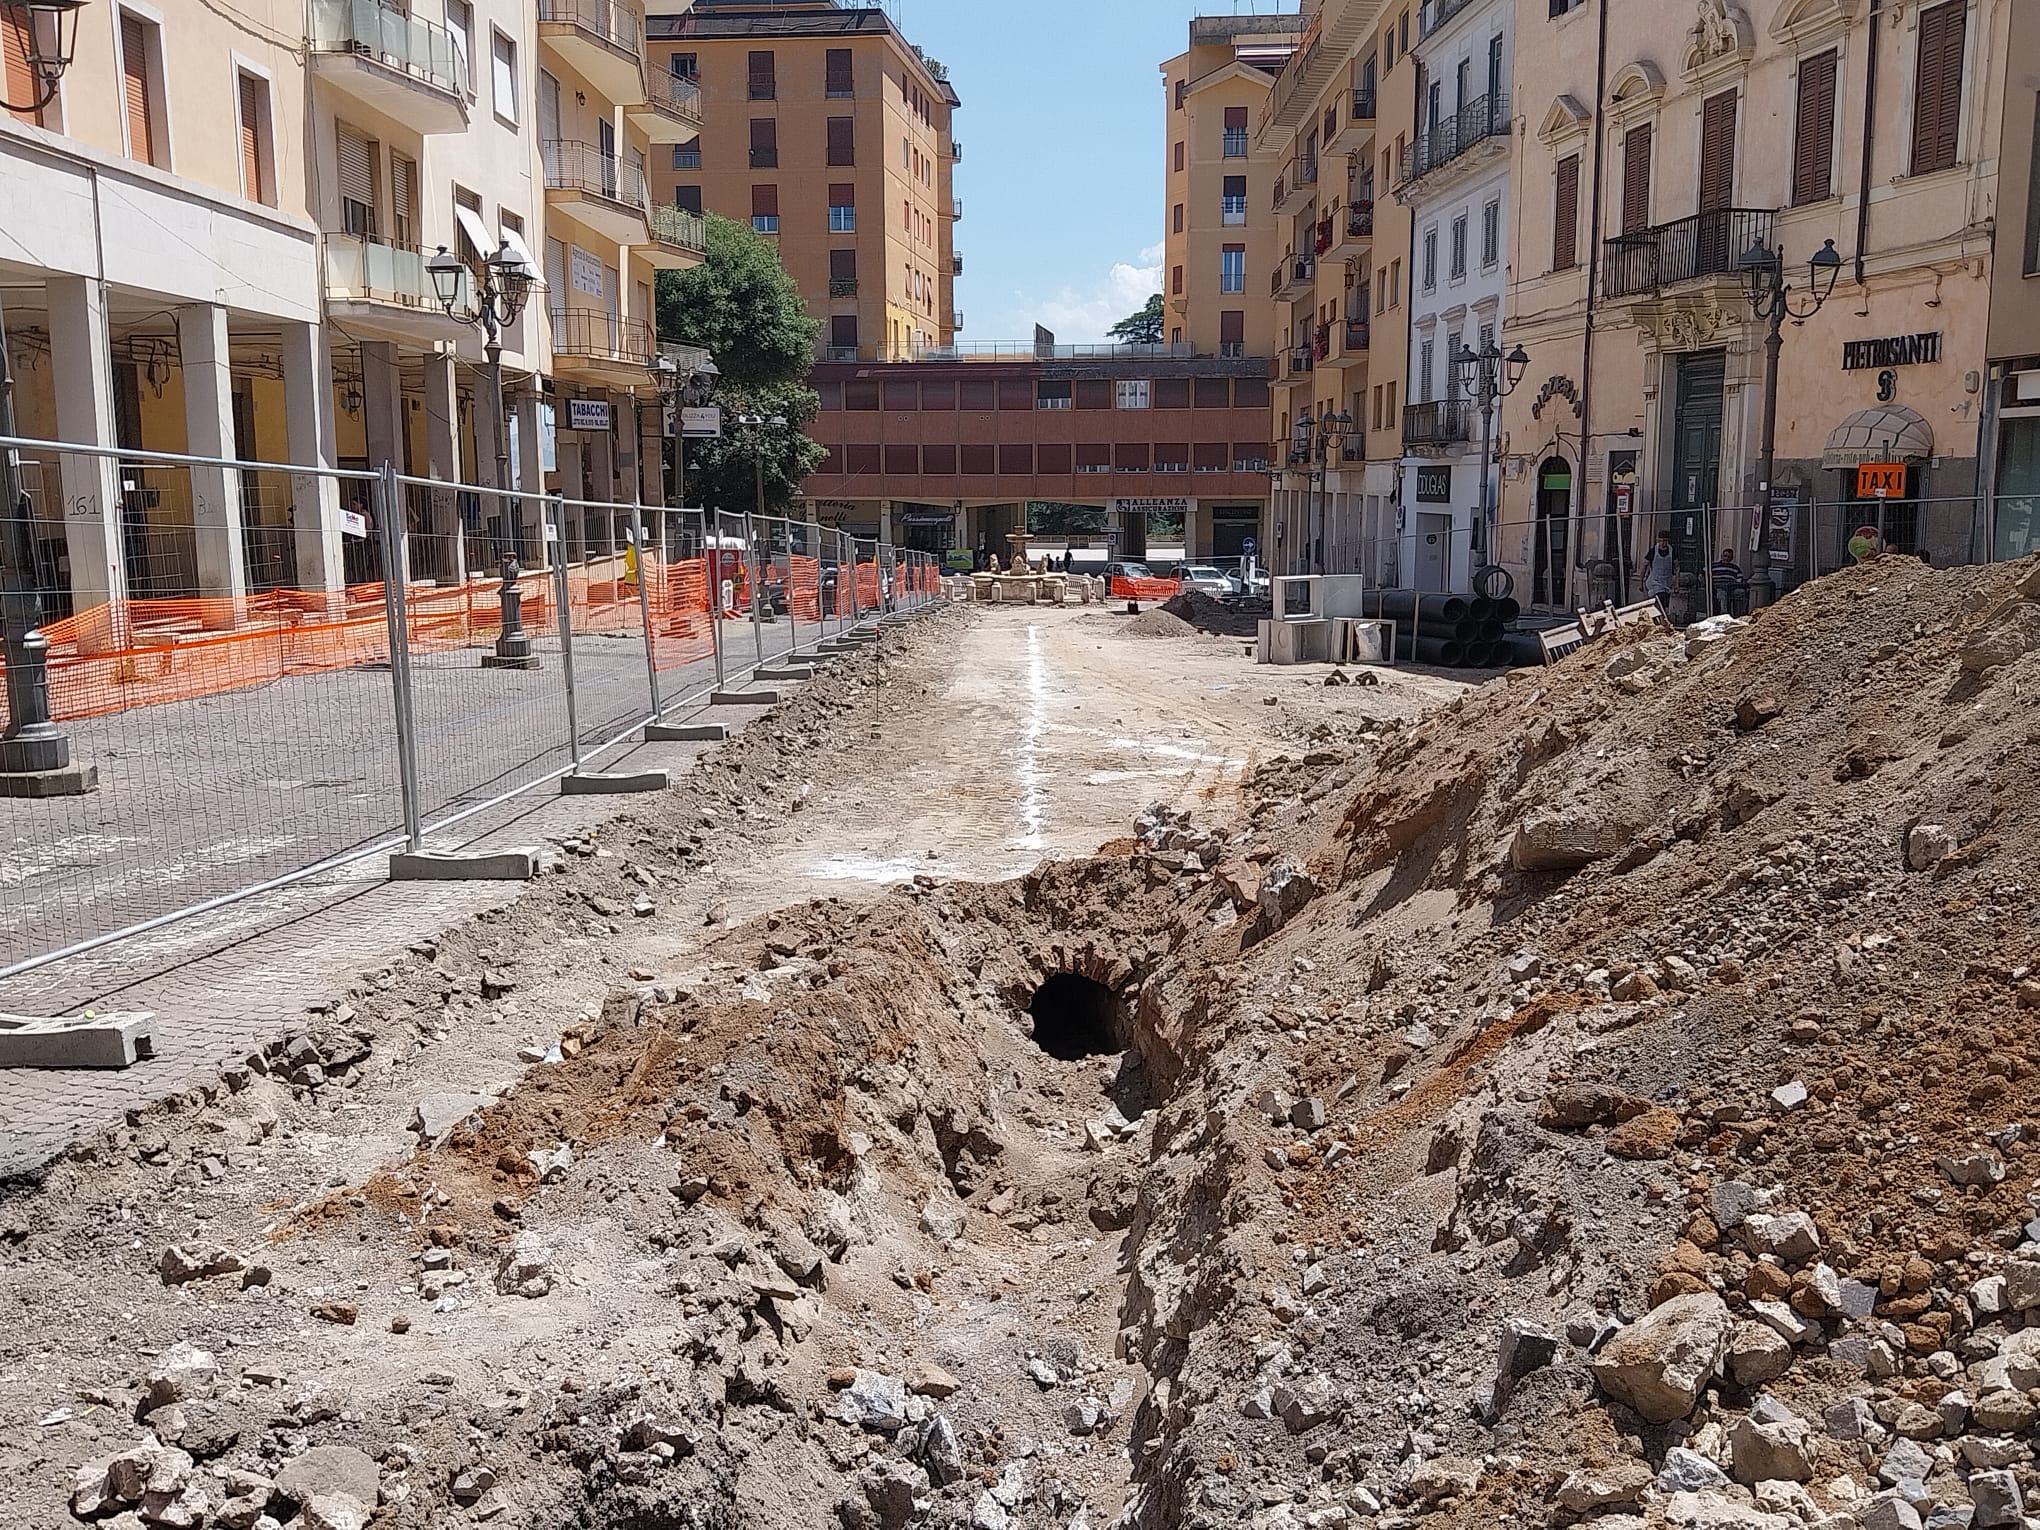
[1107,293,1166,345]
[656,216,826,514]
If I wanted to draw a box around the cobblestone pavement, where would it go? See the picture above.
[0,611,809,1014]
[0,601,864,1177]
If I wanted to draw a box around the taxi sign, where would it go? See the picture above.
[1856,461,1905,498]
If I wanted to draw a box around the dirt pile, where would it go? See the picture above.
[1163,590,1263,638]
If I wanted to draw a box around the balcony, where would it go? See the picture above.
[630,65,702,143]
[1396,93,1510,194]
[308,0,470,134]
[946,199,963,219]
[1274,157,1319,214]
[1348,200,1375,239]
[542,139,649,245]
[1313,324,1331,362]
[1275,347,1314,387]
[1314,217,1334,255]
[1402,398,1473,448]
[551,307,655,385]
[829,277,859,297]
[1222,128,1248,157]
[1344,317,1370,352]
[951,253,963,276]
[949,309,963,330]
[537,0,646,107]
[642,204,705,269]
[1221,196,1248,227]
[947,140,963,161]
[1602,207,1777,300]
[1272,254,1315,302]
[1329,89,1377,154]
[322,234,469,343]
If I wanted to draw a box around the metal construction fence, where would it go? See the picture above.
[0,433,943,1012]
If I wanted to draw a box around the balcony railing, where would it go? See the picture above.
[537,0,643,60]
[1421,0,1479,36]
[1402,398,1472,445]
[1288,347,1314,376]
[948,140,963,160]
[1274,157,1319,210]
[948,199,963,219]
[650,203,705,254]
[822,344,860,361]
[1352,88,1376,121]
[324,233,469,312]
[1221,197,1248,226]
[309,0,470,100]
[1398,93,1510,187]
[673,148,701,170]
[1602,207,1777,299]
[1313,325,1331,362]
[949,309,963,329]
[1345,318,1370,351]
[1349,200,1374,238]
[825,75,854,98]
[644,66,703,123]
[552,308,655,367]
[1272,254,1315,298]
[1315,218,1334,255]
[749,147,777,168]
[542,139,648,214]
[951,253,963,276]
[1222,128,1248,157]
[829,276,858,297]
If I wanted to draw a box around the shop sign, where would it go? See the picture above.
[1762,487,1799,565]
[1414,466,1451,503]
[1841,332,1941,371]
[1856,462,1905,497]
[1111,497,1189,517]
[679,406,723,438]
[567,399,612,432]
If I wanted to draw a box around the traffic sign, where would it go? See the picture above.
[1856,461,1905,498]
[1241,536,1257,555]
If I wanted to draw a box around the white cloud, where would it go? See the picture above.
[983,247,1164,345]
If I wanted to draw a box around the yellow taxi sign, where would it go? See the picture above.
[1856,461,1905,497]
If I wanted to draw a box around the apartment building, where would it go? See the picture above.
[1392,0,1512,596]
[645,0,958,363]
[1502,0,2012,606]
[1982,0,2040,563]
[1161,13,1303,363]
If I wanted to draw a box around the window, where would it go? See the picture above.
[1481,198,1499,267]
[1175,77,1186,109]
[1172,202,1184,234]
[670,51,696,80]
[826,47,853,97]
[829,247,857,296]
[1910,0,1965,176]
[1422,227,1437,289]
[748,49,775,99]
[751,183,778,233]
[829,183,856,232]
[1549,0,1584,13]
[491,29,517,125]
[750,117,777,168]
[1224,105,1248,157]
[1552,152,1580,269]
[1001,445,1033,473]
[1222,174,1247,225]
[1792,50,1838,204]
[446,0,472,81]
[336,122,377,237]
[1621,122,1652,234]
[902,136,911,169]
[1219,310,1244,357]
[673,137,700,171]
[390,152,417,247]
[1171,265,1183,295]
[1445,329,1462,397]
[236,70,273,205]
[826,116,854,166]
[924,444,957,473]
[1399,11,1409,54]
[2028,94,2040,275]
[961,444,996,474]
[1037,380,1073,409]
[1389,258,1400,306]
[1221,244,1245,293]
[1418,338,1434,403]
[118,12,162,165]
[1115,379,1150,410]
[674,184,702,214]
[1174,140,1185,173]
[1450,214,1467,278]
[1157,377,1192,408]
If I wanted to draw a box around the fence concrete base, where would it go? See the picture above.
[710,689,781,706]
[755,665,815,682]
[644,720,729,743]
[0,1010,155,1068]
[561,770,670,795]
[390,848,542,881]
[0,764,100,798]
[480,653,541,671]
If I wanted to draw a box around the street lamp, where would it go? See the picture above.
[1740,236,1840,571]
[0,0,90,793]
[1453,339,1530,579]
[1301,405,1354,573]
[0,0,85,114]
[428,238,534,556]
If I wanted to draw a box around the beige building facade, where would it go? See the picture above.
[1981,0,2040,562]
[645,0,957,362]
[1501,0,2013,607]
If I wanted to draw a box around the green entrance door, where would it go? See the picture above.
[1667,352,1725,578]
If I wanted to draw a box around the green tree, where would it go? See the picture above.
[1107,292,1166,346]
[655,215,825,514]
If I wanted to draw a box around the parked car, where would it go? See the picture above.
[1100,561,1155,583]
[1176,564,1233,596]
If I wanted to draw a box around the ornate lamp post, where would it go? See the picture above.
[1739,236,1841,582]
[428,240,533,664]
[1453,339,1529,583]
[1304,405,1354,573]
[0,0,92,794]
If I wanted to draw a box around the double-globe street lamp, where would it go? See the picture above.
[1452,339,1529,587]
[0,0,91,793]
[1738,236,1841,577]
[1286,404,1354,575]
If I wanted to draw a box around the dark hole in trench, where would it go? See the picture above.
[1028,972,1126,1061]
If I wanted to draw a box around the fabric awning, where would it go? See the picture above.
[1822,404,1933,467]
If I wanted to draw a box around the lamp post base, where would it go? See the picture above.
[0,761,98,797]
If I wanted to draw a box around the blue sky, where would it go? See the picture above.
[884,0,1296,342]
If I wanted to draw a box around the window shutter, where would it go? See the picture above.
[1222,174,1246,198]
[1910,0,1964,175]
[829,182,854,207]
[1224,105,1248,129]
[826,116,854,165]
[1620,122,1651,234]
[121,14,153,163]
[1553,153,1579,269]
[751,183,778,217]
[830,247,856,280]
[390,153,416,246]
[748,49,774,97]
[674,184,702,215]
[1219,310,1244,345]
[1792,50,1838,205]
[337,124,376,220]
[4,9,39,124]
[750,116,776,164]
[239,74,264,201]
[1699,90,1737,210]
[825,47,852,93]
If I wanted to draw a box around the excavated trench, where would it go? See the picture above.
[1026,971,1127,1060]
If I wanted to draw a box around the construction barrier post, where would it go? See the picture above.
[375,463,424,855]
[549,495,584,775]
[630,501,661,720]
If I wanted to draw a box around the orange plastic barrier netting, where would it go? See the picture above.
[855,563,881,607]
[649,556,714,672]
[1109,577,1183,602]
[787,557,822,623]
